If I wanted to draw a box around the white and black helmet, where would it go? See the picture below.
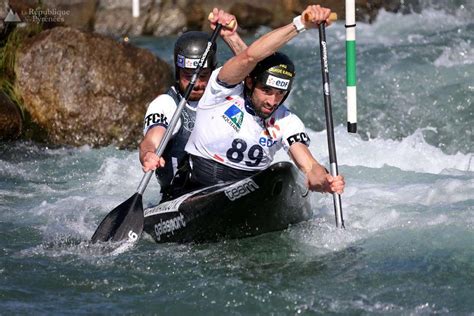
[250,52,295,92]
[173,31,217,81]
[247,52,296,107]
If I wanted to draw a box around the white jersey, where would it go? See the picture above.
[143,87,198,188]
[185,68,310,171]
[143,88,197,136]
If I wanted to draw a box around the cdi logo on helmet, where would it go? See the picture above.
[184,58,200,68]
[266,75,290,90]
[177,54,207,69]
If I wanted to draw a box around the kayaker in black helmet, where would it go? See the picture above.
[185,4,345,194]
[245,52,296,117]
[138,8,247,199]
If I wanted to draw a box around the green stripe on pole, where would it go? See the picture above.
[346,40,356,86]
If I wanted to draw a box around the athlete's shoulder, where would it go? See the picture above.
[143,90,180,134]
[148,92,177,110]
[269,104,305,131]
[271,104,298,120]
[199,67,244,108]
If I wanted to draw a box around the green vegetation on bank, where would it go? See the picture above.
[0,23,43,118]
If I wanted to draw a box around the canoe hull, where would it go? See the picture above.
[143,162,312,243]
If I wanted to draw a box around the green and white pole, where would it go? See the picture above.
[346,0,357,133]
[133,0,140,18]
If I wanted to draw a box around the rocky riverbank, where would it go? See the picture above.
[1,24,172,148]
[3,0,409,36]
[1,0,409,148]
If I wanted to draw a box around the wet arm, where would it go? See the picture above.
[217,5,331,85]
[209,8,248,56]
[217,23,298,86]
[289,143,329,192]
[222,32,247,56]
[139,126,166,171]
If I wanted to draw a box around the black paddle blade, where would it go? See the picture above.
[91,192,144,243]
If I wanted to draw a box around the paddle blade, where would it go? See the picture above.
[91,192,144,243]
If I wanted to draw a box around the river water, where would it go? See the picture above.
[1,4,473,314]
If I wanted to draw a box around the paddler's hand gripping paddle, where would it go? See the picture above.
[304,11,345,228]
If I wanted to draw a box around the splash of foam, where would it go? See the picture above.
[434,40,474,67]
[356,9,471,46]
[300,126,473,174]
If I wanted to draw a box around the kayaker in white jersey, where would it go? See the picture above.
[138,9,247,200]
[184,4,345,194]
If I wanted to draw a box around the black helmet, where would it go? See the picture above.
[173,31,217,81]
[249,52,296,93]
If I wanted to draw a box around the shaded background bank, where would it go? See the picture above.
[0,0,449,148]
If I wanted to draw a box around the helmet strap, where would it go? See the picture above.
[279,90,290,107]
[244,76,255,98]
[174,67,182,93]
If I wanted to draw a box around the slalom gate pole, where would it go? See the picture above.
[346,0,357,133]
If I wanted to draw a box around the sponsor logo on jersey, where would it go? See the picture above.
[259,137,277,147]
[224,179,259,201]
[287,132,310,146]
[154,213,186,241]
[145,113,169,128]
[265,75,290,90]
[222,104,244,132]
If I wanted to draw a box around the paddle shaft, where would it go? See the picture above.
[136,24,223,195]
[318,22,345,229]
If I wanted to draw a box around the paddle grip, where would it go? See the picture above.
[303,12,337,24]
[208,12,237,30]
